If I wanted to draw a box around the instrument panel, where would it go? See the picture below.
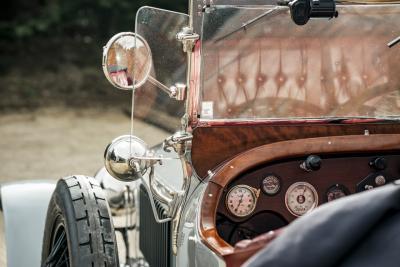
[216,154,400,245]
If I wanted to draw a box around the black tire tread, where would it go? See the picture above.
[42,175,118,267]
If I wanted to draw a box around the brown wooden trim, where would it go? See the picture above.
[199,134,400,257]
[200,182,234,255]
[192,123,400,178]
[188,41,202,128]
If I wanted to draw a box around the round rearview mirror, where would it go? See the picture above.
[103,32,152,90]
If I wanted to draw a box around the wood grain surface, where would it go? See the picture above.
[192,123,400,178]
[199,134,400,257]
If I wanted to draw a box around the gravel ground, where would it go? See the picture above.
[0,108,168,266]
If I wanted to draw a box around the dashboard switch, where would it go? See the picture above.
[369,157,387,170]
[300,155,322,172]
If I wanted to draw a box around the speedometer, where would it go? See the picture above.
[285,182,318,217]
[226,185,259,217]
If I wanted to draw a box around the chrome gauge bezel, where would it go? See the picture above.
[225,184,259,218]
[285,181,318,217]
[261,174,281,196]
[326,184,349,202]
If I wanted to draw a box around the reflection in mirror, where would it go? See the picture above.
[103,32,152,90]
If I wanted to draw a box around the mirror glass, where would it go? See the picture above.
[103,33,152,90]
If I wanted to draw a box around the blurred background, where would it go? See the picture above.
[0,0,186,182]
[0,1,186,264]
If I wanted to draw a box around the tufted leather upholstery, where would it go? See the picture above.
[201,6,400,119]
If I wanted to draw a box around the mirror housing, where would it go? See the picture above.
[102,32,152,90]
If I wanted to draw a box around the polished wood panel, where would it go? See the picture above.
[200,181,234,255]
[219,154,400,223]
[192,123,400,178]
[199,134,400,257]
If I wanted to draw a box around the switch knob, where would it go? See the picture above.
[369,157,387,171]
[300,155,322,172]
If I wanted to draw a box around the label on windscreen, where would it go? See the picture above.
[201,101,214,119]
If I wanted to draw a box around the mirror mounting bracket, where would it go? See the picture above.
[147,77,187,101]
[163,131,193,156]
[176,26,199,53]
[169,83,187,101]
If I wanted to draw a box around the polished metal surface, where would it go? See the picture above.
[169,83,187,101]
[103,31,185,99]
[94,167,136,222]
[176,26,199,53]
[162,131,192,155]
[176,179,226,266]
[104,135,149,182]
[102,32,152,90]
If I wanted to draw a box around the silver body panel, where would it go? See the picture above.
[0,180,55,267]
[129,160,225,266]
[175,180,226,267]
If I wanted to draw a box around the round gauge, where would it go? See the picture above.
[226,185,258,217]
[326,184,349,202]
[261,175,281,195]
[285,182,318,217]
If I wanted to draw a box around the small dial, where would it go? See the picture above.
[261,175,281,195]
[326,184,348,202]
[285,182,318,217]
[226,185,259,217]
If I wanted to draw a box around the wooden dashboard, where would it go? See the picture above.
[216,153,400,245]
[198,134,400,259]
[191,122,400,179]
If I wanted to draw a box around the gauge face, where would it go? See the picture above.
[285,182,318,217]
[226,185,258,217]
[326,184,348,202]
[261,175,281,195]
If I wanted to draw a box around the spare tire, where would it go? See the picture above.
[41,175,119,266]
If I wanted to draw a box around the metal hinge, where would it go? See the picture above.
[169,83,186,101]
[176,27,199,53]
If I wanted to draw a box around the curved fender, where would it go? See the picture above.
[0,180,56,267]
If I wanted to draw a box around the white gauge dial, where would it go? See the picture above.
[285,182,318,217]
[226,185,259,217]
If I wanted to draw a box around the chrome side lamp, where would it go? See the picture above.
[104,135,152,182]
[104,135,175,223]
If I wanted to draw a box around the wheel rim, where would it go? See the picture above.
[45,219,69,267]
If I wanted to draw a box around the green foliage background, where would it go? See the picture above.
[0,0,187,110]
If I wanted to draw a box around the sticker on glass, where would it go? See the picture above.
[201,101,214,119]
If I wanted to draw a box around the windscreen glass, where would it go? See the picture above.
[133,7,188,146]
[200,5,400,120]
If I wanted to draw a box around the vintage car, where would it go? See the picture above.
[2,0,400,266]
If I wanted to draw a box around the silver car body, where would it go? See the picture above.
[0,181,56,267]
